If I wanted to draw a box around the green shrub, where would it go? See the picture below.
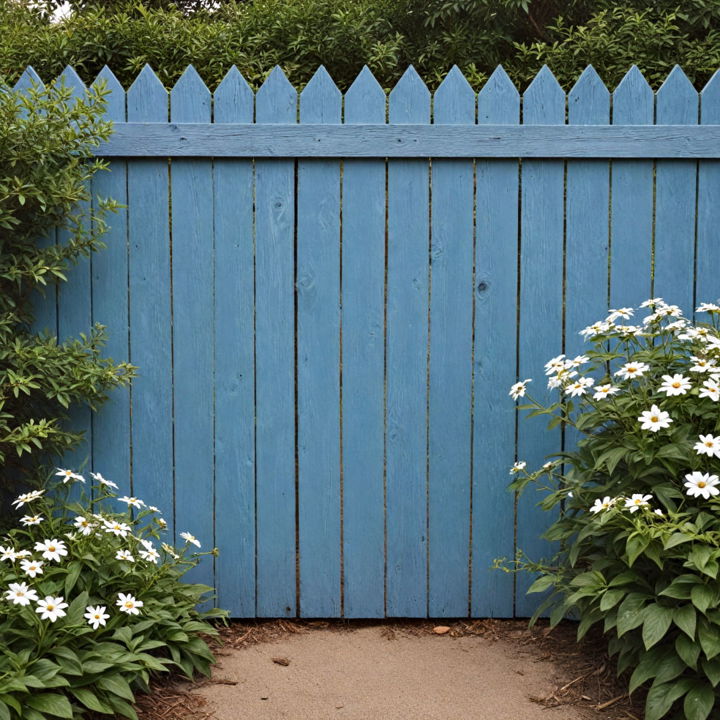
[509,299,720,720]
[0,469,224,719]
[0,74,133,506]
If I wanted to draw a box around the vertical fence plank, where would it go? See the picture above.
[515,66,565,617]
[213,67,256,617]
[565,67,610,461]
[90,67,131,496]
[126,66,174,529]
[15,68,58,341]
[611,67,654,308]
[255,67,297,617]
[297,67,342,617]
[697,72,720,307]
[654,66,699,315]
[472,66,519,618]
[170,66,214,587]
[342,67,387,618]
[386,67,431,617]
[55,66,93,479]
[428,66,474,617]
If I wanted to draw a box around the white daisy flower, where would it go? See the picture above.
[118,496,146,509]
[689,357,716,373]
[162,542,179,559]
[55,468,85,484]
[565,376,594,397]
[579,320,613,338]
[697,303,720,313]
[180,531,201,548]
[665,320,689,332]
[593,384,619,401]
[684,471,720,500]
[625,494,652,513]
[157,518,168,529]
[542,461,556,471]
[509,379,531,401]
[5,582,39,606]
[0,546,18,563]
[20,558,43,578]
[36,596,68,622]
[34,539,67,563]
[640,298,665,308]
[656,304,682,318]
[654,508,664,516]
[84,605,109,630]
[73,516,94,536]
[11,490,44,509]
[117,593,143,615]
[139,547,160,564]
[15,550,31,558]
[544,355,566,375]
[615,362,650,380]
[19,515,43,526]
[148,506,160,513]
[115,549,134,562]
[103,520,131,538]
[699,378,720,402]
[694,434,720,458]
[607,307,634,321]
[140,539,154,551]
[638,405,672,433]
[589,496,615,514]
[658,373,692,396]
[91,472,119,490]
[566,355,590,368]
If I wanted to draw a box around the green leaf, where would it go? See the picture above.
[674,604,697,639]
[699,620,720,660]
[645,679,693,720]
[0,701,10,720]
[683,682,715,720]
[629,648,666,694]
[26,693,73,719]
[97,674,134,702]
[643,604,674,650]
[702,658,720,687]
[617,593,648,637]
[64,561,82,597]
[600,588,625,612]
[676,634,701,669]
[664,532,694,550]
[692,584,715,614]
[71,687,113,714]
[626,534,650,567]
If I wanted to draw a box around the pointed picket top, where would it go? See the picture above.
[127,65,167,122]
[345,65,385,124]
[478,66,519,124]
[171,65,210,122]
[13,66,44,92]
[300,66,341,123]
[613,65,653,124]
[91,66,125,122]
[700,69,720,124]
[657,64,698,125]
[389,65,430,123]
[256,66,297,123]
[54,65,86,99]
[568,65,609,125]
[214,66,253,124]
[434,65,475,124]
[523,65,564,125]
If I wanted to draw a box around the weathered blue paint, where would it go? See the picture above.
[472,65,519,618]
[515,66,565,618]
[213,66,256,617]
[25,64,720,620]
[654,66,698,316]
[341,66,387,619]
[297,67,342,617]
[428,66,474,618]
[386,66,430,617]
[254,67,297,617]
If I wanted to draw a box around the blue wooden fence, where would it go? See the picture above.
[18,62,720,618]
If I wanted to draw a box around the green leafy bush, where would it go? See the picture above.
[510,299,720,720]
[0,74,133,504]
[0,469,224,719]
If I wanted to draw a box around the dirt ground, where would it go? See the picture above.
[134,620,645,720]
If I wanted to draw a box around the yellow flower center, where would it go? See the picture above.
[706,442,713,447]
[672,382,681,388]
[48,546,55,552]
[628,368,637,373]
[46,604,54,611]
[699,482,707,488]
[650,416,659,423]
[125,602,133,608]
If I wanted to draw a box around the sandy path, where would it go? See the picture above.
[197,625,600,719]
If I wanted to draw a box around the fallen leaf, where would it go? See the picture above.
[433,626,451,635]
[272,656,290,666]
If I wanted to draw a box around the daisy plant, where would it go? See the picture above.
[505,298,720,720]
[0,470,226,720]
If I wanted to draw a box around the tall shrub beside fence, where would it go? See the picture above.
[24,61,720,619]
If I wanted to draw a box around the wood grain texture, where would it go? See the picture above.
[472,65,519,618]
[297,67,342,617]
[386,67,430,617]
[254,67,297,617]
[213,66,256,617]
[341,67,387,618]
[89,67,132,497]
[428,66,474,617]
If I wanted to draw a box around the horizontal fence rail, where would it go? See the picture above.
[18,61,720,619]
[98,123,720,158]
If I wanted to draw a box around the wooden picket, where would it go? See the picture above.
[20,63,720,618]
